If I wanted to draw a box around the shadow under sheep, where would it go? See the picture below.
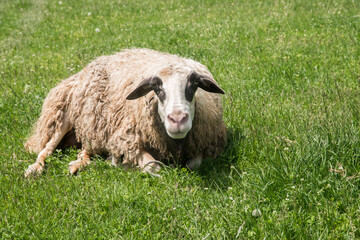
[34,127,245,185]
[193,127,247,189]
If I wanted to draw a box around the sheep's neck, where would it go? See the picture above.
[171,138,187,164]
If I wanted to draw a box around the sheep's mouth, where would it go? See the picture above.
[165,119,192,139]
[166,129,188,139]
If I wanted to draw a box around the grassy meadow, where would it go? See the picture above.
[1,0,360,238]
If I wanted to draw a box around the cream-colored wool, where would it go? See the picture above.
[25,48,226,169]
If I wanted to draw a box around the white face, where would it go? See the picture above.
[157,74,195,139]
[126,68,224,140]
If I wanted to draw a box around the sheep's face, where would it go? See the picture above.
[126,71,224,139]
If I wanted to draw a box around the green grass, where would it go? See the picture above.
[1,0,360,238]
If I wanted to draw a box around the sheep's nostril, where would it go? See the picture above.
[167,112,189,125]
[167,115,177,124]
[180,113,189,125]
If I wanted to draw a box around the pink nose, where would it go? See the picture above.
[167,111,189,126]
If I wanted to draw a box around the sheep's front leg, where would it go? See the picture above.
[25,123,70,178]
[138,151,161,176]
[186,153,203,170]
[68,149,92,174]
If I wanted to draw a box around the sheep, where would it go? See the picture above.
[24,48,227,177]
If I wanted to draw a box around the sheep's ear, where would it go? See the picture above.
[188,72,225,95]
[126,76,162,100]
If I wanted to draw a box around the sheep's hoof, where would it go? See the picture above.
[186,156,202,171]
[105,155,118,167]
[142,163,162,177]
[68,159,90,175]
[24,162,44,178]
[68,164,79,175]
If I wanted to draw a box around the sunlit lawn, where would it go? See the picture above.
[1,0,360,238]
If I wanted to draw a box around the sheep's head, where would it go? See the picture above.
[126,70,225,139]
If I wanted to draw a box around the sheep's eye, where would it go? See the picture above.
[155,88,166,102]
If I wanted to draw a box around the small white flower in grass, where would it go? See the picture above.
[229,197,233,201]
[291,186,296,189]
[95,28,100,33]
[204,187,209,190]
[24,84,30,93]
[88,12,91,16]
[252,209,262,217]
[228,187,233,190]
[58,1,63,5]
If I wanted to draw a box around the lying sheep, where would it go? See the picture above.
[24,48,226,177]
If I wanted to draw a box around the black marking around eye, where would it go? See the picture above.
[155,87,166,103]
[150,76,166,103]
[185,72,199,102]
